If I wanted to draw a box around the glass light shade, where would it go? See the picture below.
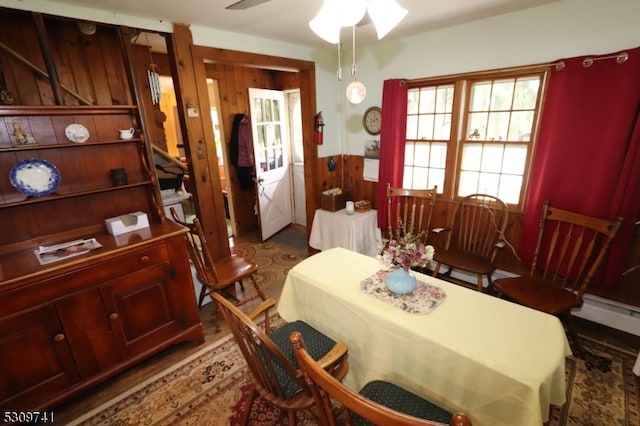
[309,9,341,44]
[367,0,408,39]
[346,80,367,104]
[335,0,368,27]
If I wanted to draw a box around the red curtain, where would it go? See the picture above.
[376,79,408,230]
[522,46,640,287]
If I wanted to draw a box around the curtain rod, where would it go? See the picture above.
[582,52,628,67]
[408,51,630,84]
[408,61,564,84]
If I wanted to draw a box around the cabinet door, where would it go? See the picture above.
[0,305,79,410]
[100,262,185,359]
[55,289,120,379]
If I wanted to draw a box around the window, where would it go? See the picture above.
[404,72,546,208]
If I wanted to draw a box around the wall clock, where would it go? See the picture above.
[363,106,381,135]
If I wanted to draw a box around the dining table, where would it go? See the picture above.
[277,247,571,426]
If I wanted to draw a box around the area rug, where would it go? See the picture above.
[70,329,639,426]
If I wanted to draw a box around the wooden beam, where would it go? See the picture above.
[169,23,230,258]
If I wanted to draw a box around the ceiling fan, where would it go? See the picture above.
[225,0,373,26]
[225,0,272,10]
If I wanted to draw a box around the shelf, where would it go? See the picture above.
[0,181,153,209]
[0,105,137,116]
[0,139,142,152]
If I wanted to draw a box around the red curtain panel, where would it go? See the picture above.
[522,46,640,287]
[376,79,408,231]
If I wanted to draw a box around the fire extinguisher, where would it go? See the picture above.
[314,111,325,145]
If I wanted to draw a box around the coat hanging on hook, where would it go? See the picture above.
[230,113,254,190]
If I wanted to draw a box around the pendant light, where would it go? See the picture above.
[309,0,407,103]
[345,26,366,104]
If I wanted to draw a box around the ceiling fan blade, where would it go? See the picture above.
[356,14,372,27]
[226,0,272,10]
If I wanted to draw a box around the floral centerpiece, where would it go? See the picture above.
[379,230,434,272]
[378,223,434,294]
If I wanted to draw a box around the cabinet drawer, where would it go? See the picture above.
[0,243,170,317]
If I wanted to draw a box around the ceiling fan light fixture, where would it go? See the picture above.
[368,0,408,39]
[335,0,368,27]
[308,8,341,44]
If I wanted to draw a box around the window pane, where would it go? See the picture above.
[507,111,533,141]
[459,170,479,196]
[434,113,452,139]
[430,168,445,192]
[414,143,430,167]
[264,99,272,121]
[419,87,436,113]
[404,142,416,166]
[490,79,514,111]
[403,166,414,188]
[478,172,500,196]
[406,115,418,139]
[417,114,434,140]
[470,82,491,111]
[498,174,523,204]
[412,167,428,188]
[513,77,540,109]
[430,143,447,168]
[468,112,487,139]
[502,145,527,174]
[461,144,482,170]
[436,85,454,113]
[480,145,503,173]
[486,111,510,141]
[407,90,420,114]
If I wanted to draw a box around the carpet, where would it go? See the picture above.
[69,328,639,426]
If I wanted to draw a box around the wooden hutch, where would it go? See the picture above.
[0,10,204,411]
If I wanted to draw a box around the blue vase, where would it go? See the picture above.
[385,268,417,295]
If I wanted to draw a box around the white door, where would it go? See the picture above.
[248,88,292,240]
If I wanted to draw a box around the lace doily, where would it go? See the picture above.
[360,270,446,314]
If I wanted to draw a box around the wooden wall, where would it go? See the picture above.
[0,9,130,107]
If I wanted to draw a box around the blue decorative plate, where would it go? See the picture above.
[9,158,61,197]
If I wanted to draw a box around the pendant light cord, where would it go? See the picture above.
[351,25,357,80]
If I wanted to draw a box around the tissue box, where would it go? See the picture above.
[321,188,351,212]
[105,211,150,236]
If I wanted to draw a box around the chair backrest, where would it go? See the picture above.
[289,332,471,426]
[387,183,437,244]
[169,207,220,288]
[444,194,509,261]
[212,292,306,403]
[529,201,623,297]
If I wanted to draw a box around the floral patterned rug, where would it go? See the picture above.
[69,325,639,426]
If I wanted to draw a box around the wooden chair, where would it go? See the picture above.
[289,331,472,426]
[432,194,509,292]
[386,183,437,245]
[169,207,266,331]
[213,293,349,425]
[493,201,623,354]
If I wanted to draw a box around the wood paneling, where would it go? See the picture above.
[0,10,130,106]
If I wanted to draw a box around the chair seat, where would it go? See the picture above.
[493,276,584,315]
[268,321,340,399]
[354,380,454,425]
[434,249,494,274]
[214,254,258,286]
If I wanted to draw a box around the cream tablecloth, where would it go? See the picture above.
[308,208,380,257]
[278,247,571,426]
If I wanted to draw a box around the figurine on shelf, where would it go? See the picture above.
[12,121,36,146]
[0,71,13,105]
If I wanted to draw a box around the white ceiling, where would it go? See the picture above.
[40,0,560,49]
